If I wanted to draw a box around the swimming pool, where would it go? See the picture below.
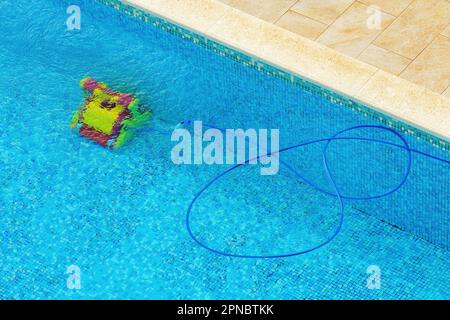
[0,0,449,299]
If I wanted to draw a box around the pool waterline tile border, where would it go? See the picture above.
[96,0,450,153]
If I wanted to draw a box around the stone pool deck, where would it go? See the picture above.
[220,0,450,97]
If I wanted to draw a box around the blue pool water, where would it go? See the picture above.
[0,0,449,299]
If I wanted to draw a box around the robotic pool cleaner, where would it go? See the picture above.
[71,77,152,148]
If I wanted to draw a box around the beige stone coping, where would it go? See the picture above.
[122,0,450,142]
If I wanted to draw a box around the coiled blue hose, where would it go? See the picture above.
[144,121,450,259]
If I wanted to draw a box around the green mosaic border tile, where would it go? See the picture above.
[96,0,450,153]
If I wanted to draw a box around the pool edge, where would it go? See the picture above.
[106,0,450,146]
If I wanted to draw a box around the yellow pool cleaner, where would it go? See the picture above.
[70,77,151,148]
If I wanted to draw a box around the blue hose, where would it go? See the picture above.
[147,121,450,258]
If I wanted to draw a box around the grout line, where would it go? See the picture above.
[362,0,445,80]
[357,43,412,61]
[312,0,395,58]
[208,3,234,31]
[355,0,399,17]
[357,67,380,94]
[356,44,413,78]
[360,44,413,62]
[274,10,329,41]
[315,0,378,42]
[205,3,253,34]
[291,0,356,27]
[355,19,396,61]
[398,33,441,78]
[326,0,356,25]
[273,0,302,24]
[276,7,330,29]
[439,22,450,37]
[368,0,414,52]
